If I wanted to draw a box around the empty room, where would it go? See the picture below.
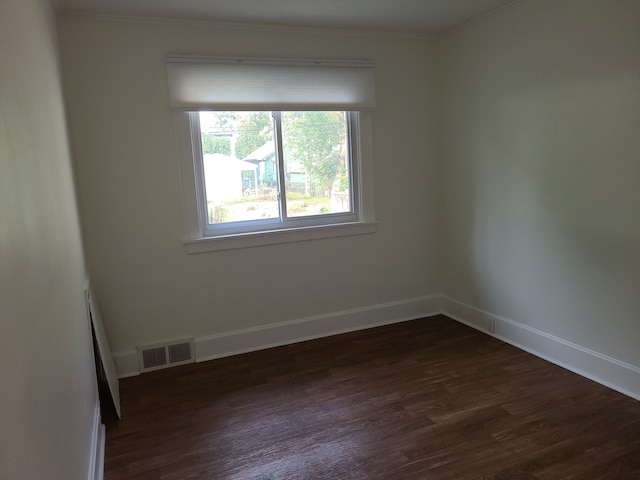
[2,0,639,479]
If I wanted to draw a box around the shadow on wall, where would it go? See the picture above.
[447,0,640,364]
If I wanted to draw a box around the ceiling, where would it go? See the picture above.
[54,0,519,34]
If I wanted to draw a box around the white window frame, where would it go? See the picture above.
[175,110,376,253]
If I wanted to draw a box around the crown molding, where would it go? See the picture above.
[445,0,528,35]
[57,10,435,40]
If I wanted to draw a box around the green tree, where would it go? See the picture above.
[201,133,231,155]
[282,111,345,196]
[199,112,237,155]
[235,112,273,160]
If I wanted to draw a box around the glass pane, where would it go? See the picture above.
[280,112,351,218]
[199,111,279,225]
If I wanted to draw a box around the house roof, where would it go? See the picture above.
[204,153,257,171]
[242,143,274,162]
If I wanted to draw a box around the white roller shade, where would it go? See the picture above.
[166,56,376,111]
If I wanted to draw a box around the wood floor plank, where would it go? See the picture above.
[104,315,640,479]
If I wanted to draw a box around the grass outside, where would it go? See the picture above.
[209,194,332,223]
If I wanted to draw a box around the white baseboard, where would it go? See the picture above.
[110,293,640,402]
[441,296,640,401]
[196,294,442,363]
[112,294,442,377]
[87,402,105,480]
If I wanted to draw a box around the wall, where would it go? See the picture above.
[441,0,640,372]
[58,16,442,368]
[0,0,99,479]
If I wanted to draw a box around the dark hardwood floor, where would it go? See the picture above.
[104,315,640,479]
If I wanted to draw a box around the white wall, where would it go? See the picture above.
[0,0,98,479]
[58,17,442,357]
[441,0,640,368]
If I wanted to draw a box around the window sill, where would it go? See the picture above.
[185,221,377,254]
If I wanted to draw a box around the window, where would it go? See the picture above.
[196,110,356,233]
[168,56,376,252]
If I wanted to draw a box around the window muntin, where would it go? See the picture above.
[194,111,357,236]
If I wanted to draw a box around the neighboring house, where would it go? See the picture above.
[242,143,306,193]
[203,153,258,202]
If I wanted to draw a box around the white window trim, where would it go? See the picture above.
[174,111,376,253]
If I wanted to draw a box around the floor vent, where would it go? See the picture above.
[137,337,195,373]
